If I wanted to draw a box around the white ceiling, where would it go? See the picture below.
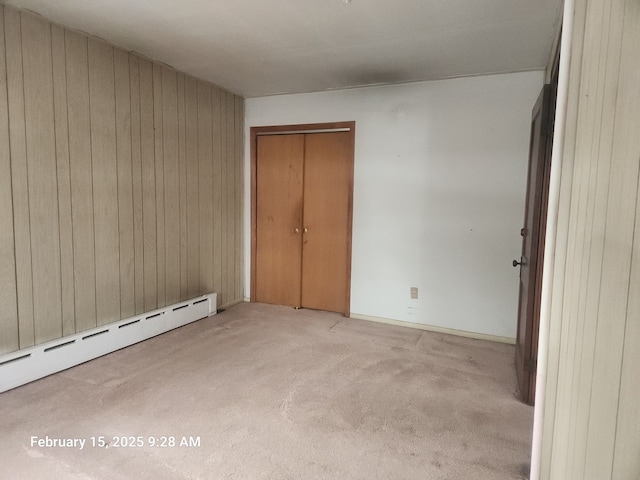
[4,0,563,98]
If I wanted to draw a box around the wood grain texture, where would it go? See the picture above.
[584,0,639,474]
[539,1,586,471]
[569,1,624,476]
[548,0,600,467]
[65,29,97,332]
[550,39,591,480]
[235,96,244,302]
[611,3,640,475]
[51,24,75,338]
[544,0,640,478]
[162,66,180,305]
[0,6,19,354]
[225,92,235,306]
[88,38,121,326]
[301,132,351,314]
[219,91,229,306]
[250,122,354,315]
[177,73,188,301]
[139,58,157,311]
[0,5,243,351]
[255,134,305,307]
[129,55,145,315]
[613,202,640,474]
[153,63,166,308]
[513,85,552,406]
[114,48,135,319]
[198,81,213,295]
[185,76,200,299]
[21,12,63,343]
[211,88,222,302]
[5,7,35,348]
[550,0,624,476]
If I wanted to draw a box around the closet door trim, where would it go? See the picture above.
[250,121,355,316]
[256,127,351,136]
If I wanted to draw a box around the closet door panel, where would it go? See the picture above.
[255,134,304,307]
[301,132,351,313]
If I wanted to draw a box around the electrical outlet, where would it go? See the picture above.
[410,287,418,300]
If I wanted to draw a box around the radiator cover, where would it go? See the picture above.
[0,293,217,393]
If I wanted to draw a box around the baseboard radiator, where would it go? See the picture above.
[0,293,217,393]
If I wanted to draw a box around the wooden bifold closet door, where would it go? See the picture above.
[254,126,353,315]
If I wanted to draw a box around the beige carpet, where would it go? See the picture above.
[0,302,533,479]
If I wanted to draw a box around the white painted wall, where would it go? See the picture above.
[244,71,544,339]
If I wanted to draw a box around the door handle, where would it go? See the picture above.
[293,228,300,234]
[303,227,308,233]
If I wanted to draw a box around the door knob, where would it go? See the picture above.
[513,259,523,267]
[293,228,300,233]
[303,227,308,233]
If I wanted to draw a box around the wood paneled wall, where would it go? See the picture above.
[0,6,244,355]
[540,0,640,478]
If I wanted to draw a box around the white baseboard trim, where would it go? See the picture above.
[0,293,217,393]
[349,313,516,345]
[243,297,251,303]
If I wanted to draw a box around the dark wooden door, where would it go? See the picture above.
[514,84,553,405]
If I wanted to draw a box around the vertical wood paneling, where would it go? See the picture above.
[613,207,640,473]
[88,39,120,326]
[66,30,96,332]
[0,5,243,352]
[153,64,166,307]
[21,13,63,343]
[198,81,213,295]
[611,3,640,475]
[545,0,640,478]
[613,189,640,474]
[584,0,639,474]
[555,0,616,474]
[219,91,229,306]
[612,162,640,474]
[51,24,75,337]
[139,58,157,311]
[114,49,135,318]
[185,76,200,299]
[129,55,145,315]
[211,87,222,302]
[177,73,188,301]
[551,0,606,470]
[226,92,235,306]
[574,1,626,476]
[162,67,180,305]
[235,96,244,302]
[5,7,35,348]
[541,0,588,475]
[0,6,19,354]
